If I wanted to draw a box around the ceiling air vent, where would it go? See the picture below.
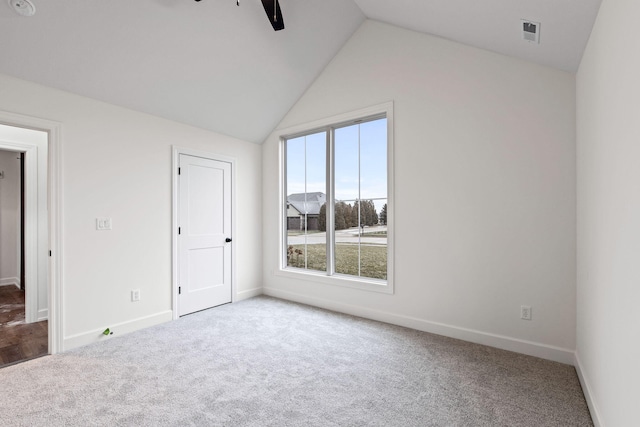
[521,20,540,44]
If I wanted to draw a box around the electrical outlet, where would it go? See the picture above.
[521,305,532,320]
[131,289,140,302]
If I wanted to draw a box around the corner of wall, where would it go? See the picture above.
[264,287,576,365]
[236,287,263,301]
[574,351,602,427]
[63,310,173,351]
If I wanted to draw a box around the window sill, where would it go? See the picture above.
[274,267,394,295]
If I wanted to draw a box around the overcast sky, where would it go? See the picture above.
[286,117,387,210]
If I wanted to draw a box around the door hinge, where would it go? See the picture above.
[49,250,51,257]
[178,227,181,235]
[178,167,181,175]
[179,286,181,295]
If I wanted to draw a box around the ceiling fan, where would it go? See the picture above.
[195,0,284,31]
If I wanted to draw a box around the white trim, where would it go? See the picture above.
[37,308,48,321]
[277,101,395,293]
[236,287,263,301]
[0,110,63,354]
[24,143,38,323]
[0,277,20,287]
[49,119,63,352]
[63,310,173,350]
[277,102,394,139]
[274,268,393,294]
[574,352,602,427]
[263,287,575,365]
[171,146,237,320]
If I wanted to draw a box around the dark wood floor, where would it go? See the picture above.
[0,285,48,367]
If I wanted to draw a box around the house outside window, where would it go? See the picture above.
[286,192,326,231]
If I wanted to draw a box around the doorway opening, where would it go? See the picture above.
[0,145,47,366]
[0,113,62,364]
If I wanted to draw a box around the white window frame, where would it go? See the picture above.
[277,102,394,294]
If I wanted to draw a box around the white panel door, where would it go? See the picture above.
[178,154,232,316]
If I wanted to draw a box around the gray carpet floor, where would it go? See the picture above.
[0,296,592,426]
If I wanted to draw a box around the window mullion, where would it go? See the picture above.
[326,128,335,276]
[304,136,308,269]
[357,124,362,278]
[282,137,288,269]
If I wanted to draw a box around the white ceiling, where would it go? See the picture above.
[354,0,602,72]
[0,0,601,144]
[0,0,365,143]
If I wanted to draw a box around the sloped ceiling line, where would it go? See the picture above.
[0,0,600,144]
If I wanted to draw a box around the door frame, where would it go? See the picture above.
[171,146,236,320]
[19,152,25,292]
[0,110,63,354]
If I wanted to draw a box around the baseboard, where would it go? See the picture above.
[574,352,602,427]
[0,277,20,288]
[236,287,263,301]
[263,287,575,365]
[63,310,173,351]
[37,308,48,321]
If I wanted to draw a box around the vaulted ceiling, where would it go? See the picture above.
[0,0,601,144]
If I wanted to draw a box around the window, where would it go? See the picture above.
[281,103,393,292]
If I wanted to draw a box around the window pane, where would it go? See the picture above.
[286,132,326,273]
[360,119,387,280]
[333,198,387,281]
[335,125,359,202]
[334,118,387,280]
[359,119,387,201]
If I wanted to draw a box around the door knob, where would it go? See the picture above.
[225,238,232,243]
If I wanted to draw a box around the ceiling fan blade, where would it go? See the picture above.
[261,0,284,31]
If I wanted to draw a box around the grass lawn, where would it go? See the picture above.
[287,243,387,280]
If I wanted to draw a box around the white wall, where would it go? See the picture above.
[0,73,263,349]
[263,21,577,362]
[576,0,640,425]
[0,149,20,287]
